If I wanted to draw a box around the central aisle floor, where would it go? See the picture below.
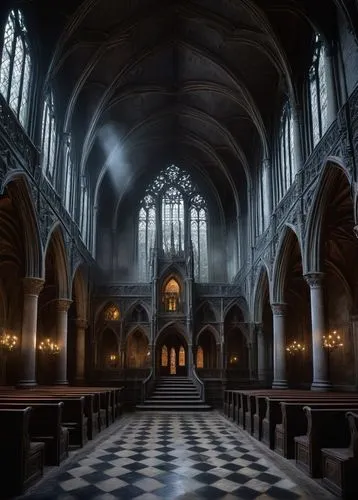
[24,411,334,499]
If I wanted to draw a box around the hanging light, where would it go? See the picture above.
[38,338,60,354]
[323,330,344,350]
[286,340,306,355]
[0,331,18,352]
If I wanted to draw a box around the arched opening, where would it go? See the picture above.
[99,328,119,369]
[196,329,217,370]
[130,304,148,323]
[162,277,181,312]
[224,305,249,379]
[126,329,149,369]
[156,326,188,376]
[197,302,216,323]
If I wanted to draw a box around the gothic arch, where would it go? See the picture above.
[94,300,121,324]
[196,301,218,323]
[252,263,271,323]
[43,224,70,298]
[272,225,303,303]
[3,174,42,278]
[223,298,249,323]
[304,159,352,273]
[196,324,219,345]
[126,324,150,342]
[124,300,150,322]
[157,321,187,341]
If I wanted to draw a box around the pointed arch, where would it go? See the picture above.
[196,301,218,323]
[272,225,303,303]
[3,174,42,277]
[252,263,271,323]
[71,265,87,320]
[304,159,352,273]
[126,324,150,342]
[224,297,249,323]
[125,300,150,322]
[43,224,70,298]
[197,324,220,345]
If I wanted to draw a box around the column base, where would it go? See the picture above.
[311,380,332,391]
[16,380,37,388]
[272,380,288,389]
[55,380,69,386]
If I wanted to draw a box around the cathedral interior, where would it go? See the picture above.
[2,0,358,498]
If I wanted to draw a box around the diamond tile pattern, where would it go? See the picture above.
[23,412,310,499]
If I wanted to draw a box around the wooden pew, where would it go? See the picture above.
[276,401,358,459]
[0,394,87,447]
[0,402,68,465]
[294,406,358,478]
[321,411,358,497]
[0,407,45,497]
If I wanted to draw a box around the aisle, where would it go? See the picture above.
[23,411,333,499]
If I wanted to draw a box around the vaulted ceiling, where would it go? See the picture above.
[26,0,356,219]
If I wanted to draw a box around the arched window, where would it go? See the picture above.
[278,103,295,199]
[163,278,180,312]
[104,304,120,321]
[161,345,168,367]
[196,346,204,369]
[138,165,208,281]
[80,182,89,244]
[256,160,270,236]
[170,347,176,375]
[309,34,328,148]
[41,93,57,181]
[0,9,31,127]
[64,134,74,213]
[179,346,185,366]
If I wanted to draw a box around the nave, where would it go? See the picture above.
[22,412,332,500]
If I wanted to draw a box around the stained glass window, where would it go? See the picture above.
[104,304,120,321]
[163,278,180,312]
[170,347,176,375]
[41,93,57,181]
[64,134,74,213]
[161,345,168,366]
[196,346,204,368]
[309,34,328,148]
[138,165,208,281]
[179,346,185,366]
[0,10,31,127]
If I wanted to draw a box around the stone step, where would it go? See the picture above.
[136,404,212,411]
[150,395,200,400]
[143,399,203,404]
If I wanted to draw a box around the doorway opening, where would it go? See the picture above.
[156,327,187,376]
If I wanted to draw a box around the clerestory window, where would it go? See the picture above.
[41,92,57,182]
[309,34,328,148]
[0,9,32,127]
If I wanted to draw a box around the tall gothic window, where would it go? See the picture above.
[138,165,208,281]
[80,183,89,244]
[64,134,74,213]
[0,9,31,127]
[41,93,57,181]
[278,103,295,200]
[161,345,168,367]
[257,160,270,236]
[196,346,204,369]
[309,34,328,148]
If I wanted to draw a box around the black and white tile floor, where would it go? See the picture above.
[22,412,334,499]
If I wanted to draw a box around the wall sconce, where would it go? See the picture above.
[0,331,18,352]
[38,338,60,354]
[286,340,306,355]
[109,354,118,362]
[229,354,239,364]
[323,330,344,350]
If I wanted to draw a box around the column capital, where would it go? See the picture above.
[23,277,44,296]
[304,272,325,288]
[353,226,358,239]
[75,318,88,329]
[55,298,72,312]
[271,303,288,316]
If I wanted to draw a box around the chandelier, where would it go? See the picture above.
[323,330,343,350]
[38,338,60,354]
[0,331,18,352]
[286,340,305,355]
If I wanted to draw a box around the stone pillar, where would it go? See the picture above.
[256,323,266,383]
[75,319,87,385]
[351,315,358,389]
[304,273,332,391]
[55,299,72,385]
[271,303,288,389]
[17,277,44,387]
[324,46,338,125]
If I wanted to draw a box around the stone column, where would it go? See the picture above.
[256,323,266,383]
[271,303,288,389]
[17,277,44,387]
[304,273,332,391]
[351,315,358,389]
[75,319,87,385]
[55,299,72,385]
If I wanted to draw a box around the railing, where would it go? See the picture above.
[141,367,154,402]
[192,365,205,400]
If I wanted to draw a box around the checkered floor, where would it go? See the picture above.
[23,412,323,499]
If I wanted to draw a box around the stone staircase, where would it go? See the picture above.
[136,376,211,411]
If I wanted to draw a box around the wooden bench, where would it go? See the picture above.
[0,394,87,448]
[294,406,357,478]
[0,407,45,497]
[321,411,358,497]
[276,401,358,459]
[0,401,68,466]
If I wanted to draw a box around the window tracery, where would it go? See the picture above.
[0,9,31,127]
[138,165,208,281]
[104,304,120,321]
[309,34,328,147]
[163,278,180,312]
[41,93,57,181]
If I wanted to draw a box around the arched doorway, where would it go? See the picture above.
[156,327,188,376]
